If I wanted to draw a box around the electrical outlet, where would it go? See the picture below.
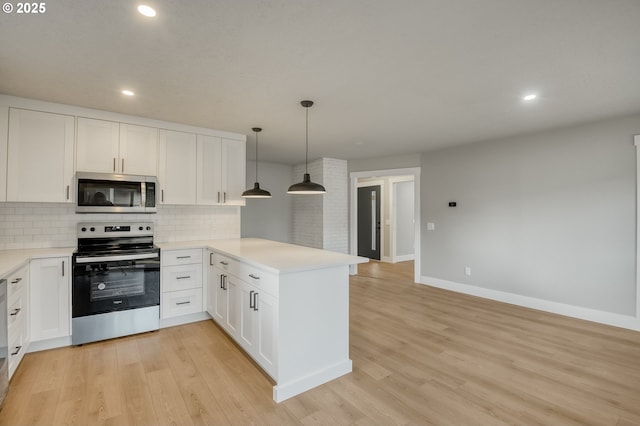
[427,222,435,231]
[464,267,471,276]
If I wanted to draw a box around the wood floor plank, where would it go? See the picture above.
[1,260,639,425]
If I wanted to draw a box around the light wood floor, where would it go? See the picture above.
[2,261,640,425]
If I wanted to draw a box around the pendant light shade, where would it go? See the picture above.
[242,127,272,199]
[288,100,326,195]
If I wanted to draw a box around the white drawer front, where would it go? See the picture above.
[7,292,27,330]
[161,288,203,319]
[8,324,27,377]
[238,264,277,296]
[212,253,239,277]
[7,264,28,300]
[162,264,203,292]
[162,248,203,266]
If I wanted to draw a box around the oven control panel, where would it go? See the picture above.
[77,222,154,238]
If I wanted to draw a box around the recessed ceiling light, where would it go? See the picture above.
[523,94,537,101]
[122,90,135,96]
[137,5,156,17]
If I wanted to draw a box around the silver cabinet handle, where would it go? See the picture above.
[11,346,22,356]
[217,192,221,203]
[176,276,191,280]
[223,275,227,290]
[122,158,125,173]
[176,301,191,306]
[249,290,255,309]
[62,260,65,277]
[11,277,22,284]
[10,308,21,316]
[209,252,214,265]
[223,192,227,203]
[253,292,259,311]
[219,261,228,266]
[176,256,191,259]
[66,185,70,200]
[113,157,116,172]
[248,274,260,280]
[161,189,164,202]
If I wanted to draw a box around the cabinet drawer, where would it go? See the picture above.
[162,264,203,292]
[238,264,277,296]
[161,288,203,319]
[7,264,28,301]
[8,324,27,376]
[162,249,203,266]
[212,253,239,277]
[7,291,27,331]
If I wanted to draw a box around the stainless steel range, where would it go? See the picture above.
[72,222,160,345]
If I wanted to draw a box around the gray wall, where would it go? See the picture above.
[241,161,294,243]
[421,113,639,316]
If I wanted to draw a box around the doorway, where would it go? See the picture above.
[357,185,381,260]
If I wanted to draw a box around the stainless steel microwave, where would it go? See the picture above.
[76,172,157,213]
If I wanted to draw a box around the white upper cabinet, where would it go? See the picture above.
[76,118,158,176]
[158,129,197,204]
[119,123,158,176]
[7,108,75,202]
[196,135,246,206]
[76,117,119,173]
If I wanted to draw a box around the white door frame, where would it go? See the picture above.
[350,167,421,282]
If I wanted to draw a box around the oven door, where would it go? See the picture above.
[72,254,160,318]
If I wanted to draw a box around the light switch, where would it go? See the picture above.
[427,222,435,231]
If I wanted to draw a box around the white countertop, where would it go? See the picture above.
[157,238,368,274]
[0,247,75,277]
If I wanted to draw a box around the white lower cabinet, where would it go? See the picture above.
[29,257,71,342]
[161,249,204,319]
[207,251,277,378]
[6,264,30,379]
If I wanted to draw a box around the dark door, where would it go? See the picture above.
[358,185,381,260]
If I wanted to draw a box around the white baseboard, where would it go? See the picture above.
[160,311,211,329]
[420,275,640,332]
[273,359,352,403]
[392,254,414,263]
[28,336,72,353]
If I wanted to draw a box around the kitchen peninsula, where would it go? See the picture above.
[158,238,368,402]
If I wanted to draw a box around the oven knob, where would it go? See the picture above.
[81,227,87,232]
[138,226,143,231]
[90,227,95,232]
[146,226,151,231]
[98,282,106,291]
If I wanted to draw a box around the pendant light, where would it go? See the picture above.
[287,100,326,194]
[242,127,272,198]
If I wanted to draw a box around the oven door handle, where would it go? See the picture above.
[75,252,159,263]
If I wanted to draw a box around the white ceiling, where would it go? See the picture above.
[1,0,639,164]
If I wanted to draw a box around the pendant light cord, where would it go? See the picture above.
[255,131,259,181]
[305,106,309,174]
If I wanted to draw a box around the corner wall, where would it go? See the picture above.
[420,113,639,320]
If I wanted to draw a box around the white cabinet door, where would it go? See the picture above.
[7,108,74,202]
[29,257,71,341]
[119,124,158,175]
[196,136,246,205]
[196,135,223,204]
[255,290,277,375]
[76,117,120,173]
[222,139,246,206]
[239,284,256,352]
[0,106,8,201]
[226,274,240,336]
[159,129,197,204]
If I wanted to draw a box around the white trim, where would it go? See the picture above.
[635,135,640,323]
[160,311,211,329]
[420,275,640,331]
[350,167,421,281]
[390,177,415,263]
[273,359,352,403]
[393,254,415,262]
[28,336,72,352]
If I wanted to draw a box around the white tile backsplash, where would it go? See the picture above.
[0,202,240,250]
